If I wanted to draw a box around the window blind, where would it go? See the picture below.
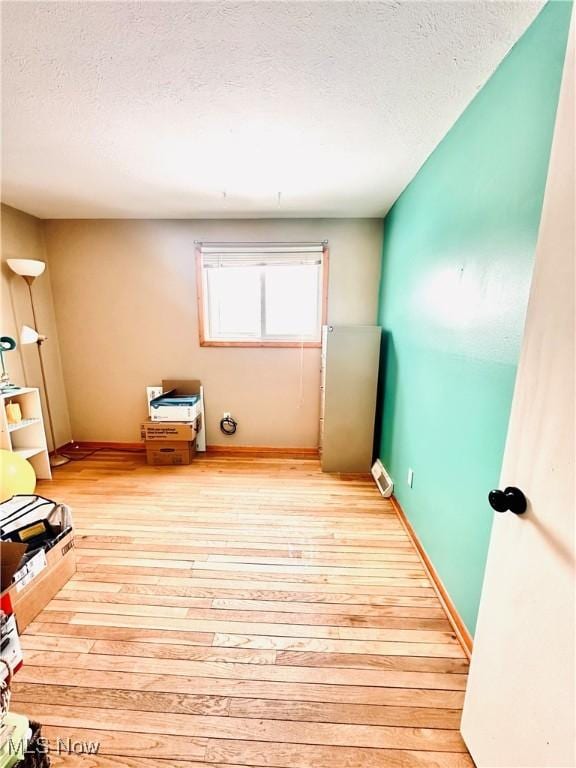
[199,242,325,268]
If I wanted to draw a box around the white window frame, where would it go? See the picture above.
[196,243,329,348]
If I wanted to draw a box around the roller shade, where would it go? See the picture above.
[199,242,325,268]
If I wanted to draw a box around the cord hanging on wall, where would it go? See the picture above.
[220,415,238,436]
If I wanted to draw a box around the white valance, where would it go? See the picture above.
[199,242,325,268]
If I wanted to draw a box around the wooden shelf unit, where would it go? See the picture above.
[0,387,51,480]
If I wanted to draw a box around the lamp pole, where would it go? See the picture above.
[7,258,70,468]
[24,278,69,468]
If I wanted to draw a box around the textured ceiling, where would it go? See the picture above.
[2,1,544,219]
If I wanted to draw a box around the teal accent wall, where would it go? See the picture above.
[376,1,572,635]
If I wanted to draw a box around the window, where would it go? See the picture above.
[196,243,328,347]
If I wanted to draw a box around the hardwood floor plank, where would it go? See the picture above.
[205,739,475,768]
[76,560,433,588]
[35,610,461,650]
[21,635,277,664]
[77,569,437,596]
[274,651,468,674]
[26,621,215,647]
[12,723,208,762]
[22,630,465,672]
[22,649,467,689]
[53,589,216,610]
[44,599,189,619]
[54,590,451,628]
[13,703,468,752]
[12,682,461,730]
[74,530,416,551]
[226,698,463,730]
[63,574,439,604]
[16,666,466,708]
[42,601,454,641]
[12,683,231,716]
[75,539,422,562]
[212,633,465,658]
[78,538,426,578]
[48,757,220,768]
[210,597,447,619]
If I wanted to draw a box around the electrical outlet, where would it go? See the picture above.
[407,468,414,488]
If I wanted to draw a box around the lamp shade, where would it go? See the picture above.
[7,259,46,278]
[20,325,40,345]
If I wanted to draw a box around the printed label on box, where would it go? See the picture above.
[14,549,48,592]
[61,539,75,556]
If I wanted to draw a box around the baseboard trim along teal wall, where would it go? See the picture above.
[376,0,572,636]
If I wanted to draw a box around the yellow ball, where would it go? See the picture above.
[0,449,36,502]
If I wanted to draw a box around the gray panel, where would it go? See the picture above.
[320,325,381,473]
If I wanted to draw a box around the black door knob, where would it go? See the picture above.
[488,487,527,515]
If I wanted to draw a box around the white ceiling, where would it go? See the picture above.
[2,1,544,219]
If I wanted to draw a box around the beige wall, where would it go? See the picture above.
[45,218,383,447]
[1,204,72,450]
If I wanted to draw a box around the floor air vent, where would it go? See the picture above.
[371,459,393,498]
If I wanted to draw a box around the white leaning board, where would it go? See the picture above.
[320,325,381,473]
[146,385,206,451]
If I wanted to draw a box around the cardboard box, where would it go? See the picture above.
[145,439,197,466]
[1,496,73,547]
[162,379,201,396]
[0,542,27,593]
[146,379,206,452]
[0,530,76,632]
[141,420,198,442]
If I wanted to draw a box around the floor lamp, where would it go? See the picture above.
[7,258,70,468]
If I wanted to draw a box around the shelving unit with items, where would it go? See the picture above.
[0,388,51,480]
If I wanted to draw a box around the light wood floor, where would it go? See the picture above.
[12,452,473,767]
